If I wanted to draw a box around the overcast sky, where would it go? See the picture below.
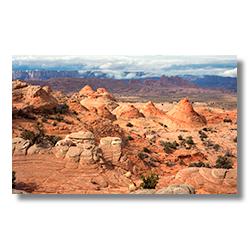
[12,55,237,78]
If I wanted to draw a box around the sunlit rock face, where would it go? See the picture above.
[12,137,31,156]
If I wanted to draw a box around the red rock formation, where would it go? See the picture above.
[167,98,207,127]
[169,167,237,194]
[12,80,58,111]
[113,104,144,119]
[140,101,166,117]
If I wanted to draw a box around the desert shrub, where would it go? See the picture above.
[186,136,194,145]
[186,145,192,149]
[126,122,133,127]
[73,111,78,115]
[138,152,145,160]
[76,118,80,121]
[178,135,183,140]
[41,117,47,123]
[224,119,232,123]
[233,136,237,142]
[55,102,69,114]
[16,109,36,120]
[164,124,167,128]
[41,106,54,118]
[54,113,64,122]
[46,135,63,146]
[188,160,210,168]
[143,147,150,153]
[203,127,208,131]
[213,144,220,151]
[126,136,134,141]
[140,171,159,189]
[12,171,16,188]
[21,130,36,144]
[214,156,233,169]
[200,132,207,141]
[198,130,202,134]
[149,162,156,168]
[52,121,57,126]
[164,147,171,153]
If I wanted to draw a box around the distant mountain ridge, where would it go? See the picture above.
[24,76,235,97]
[12,70,237,91]
[181,75,237,91]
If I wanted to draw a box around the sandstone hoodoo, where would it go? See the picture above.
[112,104,144,119]
[167,98,207,127]
[140,101,166,117]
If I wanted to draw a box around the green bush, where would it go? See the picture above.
[73,110,78,115]
[233,136,237,142]
[41,117,47,123]
[178,135,183,140]
[54,113,64,122]
[46,135,62,146]
[140,171,159,189]
[52,121,57,126]
[213,144,220,151]
[186,136,194,145]
[41,106,54,118]
[126,122,133,127]
[224,119,232,123]
[55,102,69,114]
[21,130,36,144]
[200,132,207,141]
[138,152,145,160]
[143,147,150,153]
[214,156,233,169]
[188,160,210,168]
[126,136,134,141]
[203,127,208,131]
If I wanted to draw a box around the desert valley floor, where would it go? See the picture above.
[12,80,237,194]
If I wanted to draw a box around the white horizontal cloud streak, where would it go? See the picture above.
[12,55,237,78]
[218,68,237,77]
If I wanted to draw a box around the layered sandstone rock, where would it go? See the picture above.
[170,167,237,194]
[167,98,207,127]
[12,80,58,111]
[113,104,144,119]
[140,101,166,117]
[79,87,119,112]
[12,137,31,156]
[99,137,132,169]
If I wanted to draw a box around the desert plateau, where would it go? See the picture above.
[12,74,237,194]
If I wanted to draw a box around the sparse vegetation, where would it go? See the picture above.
[186,136,194,145]
[214,155,233,169]
[203,127,208,131]
[140,171,159,189]
[138,152,145,160]
[41,106,54,118]
[73,110,78,115]
[213,144,220,151]
[200,132,207,141]
[143,147,150,153]
[178,135,183,140]
[126,122,133,127]
[224,148,233,157]
[52,121,57,126]
[54,113,64,122]
[224,118,232,123]
[233,136,237,142]
[21,122,62,147]
[188,160,210,168]
[55,102,69,114]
